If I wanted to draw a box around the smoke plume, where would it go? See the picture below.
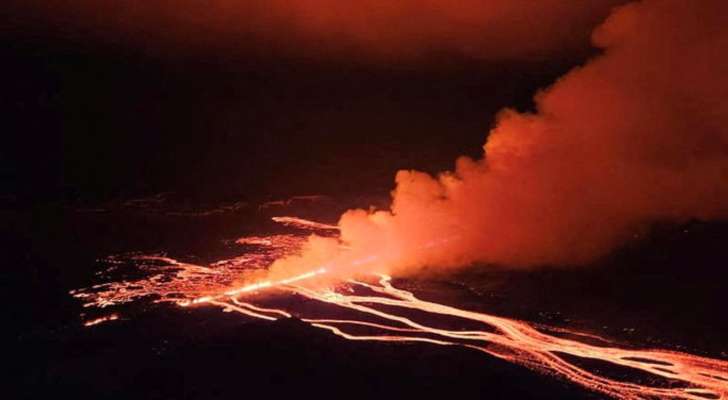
[8,0,623,61]
[267,0,728,280]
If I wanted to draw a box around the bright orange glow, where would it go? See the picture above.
[271,217,339,231]
[72,217,728,400]
[83,313,119,327]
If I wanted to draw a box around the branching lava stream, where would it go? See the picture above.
[72,218,728,400]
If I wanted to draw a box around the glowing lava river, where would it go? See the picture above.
[71,218,728,400]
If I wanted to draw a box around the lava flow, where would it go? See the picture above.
[72,217,728,400]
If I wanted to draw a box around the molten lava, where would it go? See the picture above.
[72,217,728,400]
[83,313,119,327]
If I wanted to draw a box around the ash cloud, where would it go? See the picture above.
[10,1,728,277]
[8,0,624,61]
[268,0,728,279]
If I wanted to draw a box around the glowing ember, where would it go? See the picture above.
[72,218,728,400]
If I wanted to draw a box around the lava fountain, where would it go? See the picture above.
[72,217,728,400]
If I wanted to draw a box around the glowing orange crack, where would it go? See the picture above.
[177,267,328,306]
[270,216,339,231]
[200,272,728,400]
[83,313,119,327]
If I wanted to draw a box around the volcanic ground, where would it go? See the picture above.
[8,194,728,399]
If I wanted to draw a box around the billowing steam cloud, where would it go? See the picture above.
[268,0,728,280]
[9,0,623,61]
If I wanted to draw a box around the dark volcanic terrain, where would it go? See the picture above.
[7,196,727,399]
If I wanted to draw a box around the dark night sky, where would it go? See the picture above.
[1,3,599,204]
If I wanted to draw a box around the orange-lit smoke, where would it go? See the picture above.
[8,0,624,61]
[267,0,728,277]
